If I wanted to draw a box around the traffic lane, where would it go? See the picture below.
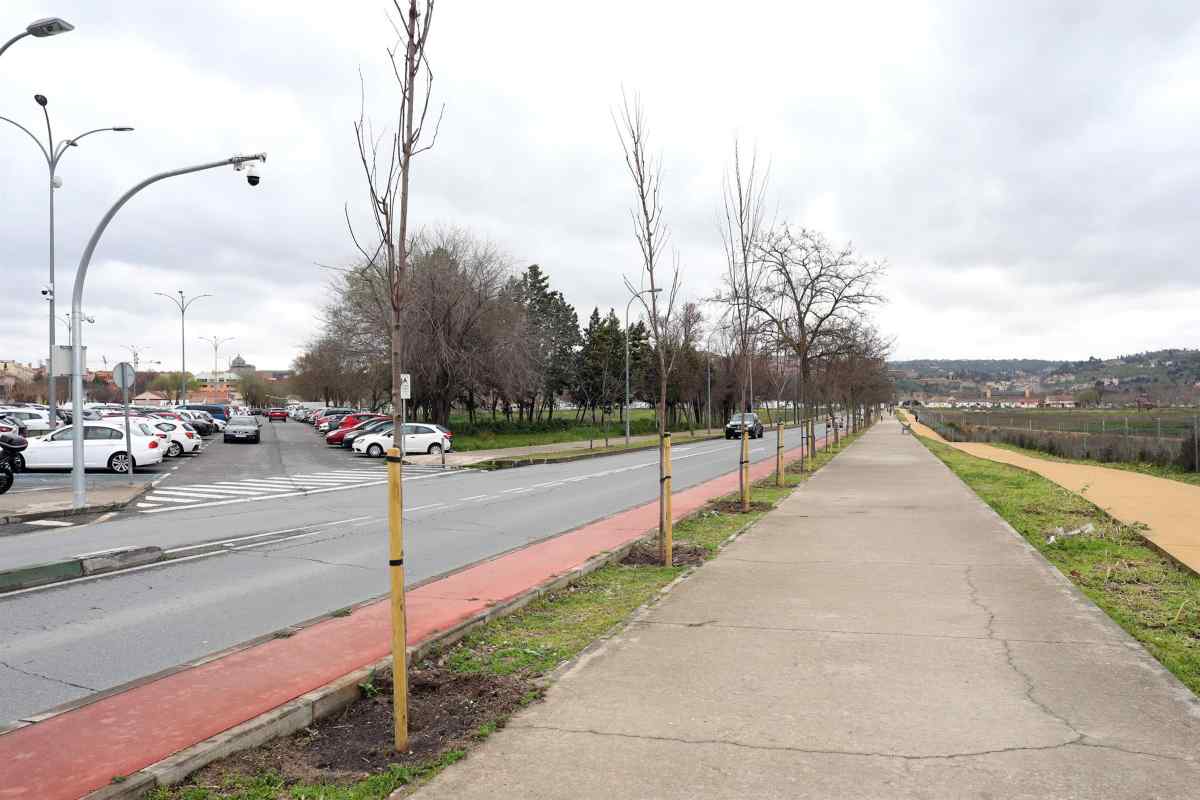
[0,424,815,569]
[0,469,460,570]
[0,428,819,720]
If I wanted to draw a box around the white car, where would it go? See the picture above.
[17,421,165,473]
[354,423,451,457]
[153,420,203,457]
[0,407,52,436]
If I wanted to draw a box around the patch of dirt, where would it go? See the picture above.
[188,663,535,787]
[621,540,707,567]
[709,499,774,514]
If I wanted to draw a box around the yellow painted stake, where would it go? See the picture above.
[386,448,409,753]
[741,428,751,512]
[661,432,673,566]
[775,421,784,487]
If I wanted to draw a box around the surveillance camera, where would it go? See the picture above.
[245,162,261,187]
[40,285,53,298]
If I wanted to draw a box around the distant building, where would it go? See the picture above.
[1044,395,1077,409]
[229,354,256,376]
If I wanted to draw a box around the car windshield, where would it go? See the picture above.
[229,416,256,425]
[730,414,754,423]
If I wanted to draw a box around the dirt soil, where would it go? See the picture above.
[710,499,775,514]
[621,540,707,566]
[187,663,534,787]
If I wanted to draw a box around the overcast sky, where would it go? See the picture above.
[3,1,1200,373]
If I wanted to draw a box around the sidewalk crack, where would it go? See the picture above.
[514,725,1195,765]
[0,659,96,693]
[965,566,1083,738]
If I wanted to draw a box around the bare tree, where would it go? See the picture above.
[351,0,442,447]
[718,143,770,413]
[754,226,885,424]
[615,90,680,566]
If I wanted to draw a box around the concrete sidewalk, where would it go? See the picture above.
[414,417,1200,799]
[0,483,146,527]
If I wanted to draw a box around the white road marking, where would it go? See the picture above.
[23,519,74,528]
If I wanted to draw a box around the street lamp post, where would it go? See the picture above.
[1,17,73,61]
[70,153,267,507]
[625,287,662,446]
[199,335,235,374]
[1,94,132,430]
[56,313,94,344]
[156,291,211,405]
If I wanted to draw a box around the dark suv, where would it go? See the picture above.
[725,412,764,439]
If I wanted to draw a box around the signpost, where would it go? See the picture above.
[398,373,411,460]
[113,361,136,485]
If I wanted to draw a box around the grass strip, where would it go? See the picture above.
[916,435,1200,696]
[152,427,868,800]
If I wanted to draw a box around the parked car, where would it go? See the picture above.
[17,421,164,473]
[0,407,51,436]
[154,421,203,457]
[223,415,261,444]
[310,408,354,427]
[0,415,26,438]
[354,423,451,457]
[324,413,384,444]
[725,412,764,439]
[267,408,288,422]
[316,412,353,433]
[341,417,394,449]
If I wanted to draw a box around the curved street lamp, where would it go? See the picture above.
[69,152,267,507]
[1,94,133,430]
[156,291,212,406]
[0,17,73,61]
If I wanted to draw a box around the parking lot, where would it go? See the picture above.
[4,413,413,498]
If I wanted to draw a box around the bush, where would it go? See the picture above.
[930,419,1191,468]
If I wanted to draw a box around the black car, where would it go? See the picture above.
[725,412,764,439]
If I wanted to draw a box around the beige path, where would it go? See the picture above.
[902,411,1200,574]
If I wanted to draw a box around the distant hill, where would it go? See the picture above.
[890,349,1200,403]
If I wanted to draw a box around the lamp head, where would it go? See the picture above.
[34,94,48,107]
[27,18,74,38]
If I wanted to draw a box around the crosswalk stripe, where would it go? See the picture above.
[153,487,263,497]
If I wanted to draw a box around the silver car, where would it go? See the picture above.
[223,415,261,444]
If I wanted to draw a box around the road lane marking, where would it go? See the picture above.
[23,519,75,528]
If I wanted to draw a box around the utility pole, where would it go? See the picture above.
[155,290,211,405]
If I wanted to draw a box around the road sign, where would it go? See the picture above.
[51,345,86,377]
[399,373,411,400]
[113,361,136,390]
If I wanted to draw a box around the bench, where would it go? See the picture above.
[901,422,912,435]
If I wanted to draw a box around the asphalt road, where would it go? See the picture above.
[0,421,821,724]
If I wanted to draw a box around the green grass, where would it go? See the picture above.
[149,423,870,799]
[918,435,1200,696]
[981,440,1200,488]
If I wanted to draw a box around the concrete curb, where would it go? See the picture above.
[0,546,163,593]
[0,483,154,532]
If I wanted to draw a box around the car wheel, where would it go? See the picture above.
[428,443,443,455]
[108,451,132,473]
[167,441,183,458]
[253,435,261,444]
[10,453,24,472]
[367,443,384,458]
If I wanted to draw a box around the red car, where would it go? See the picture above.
[324,414,385,445]
[267,408,288,422]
